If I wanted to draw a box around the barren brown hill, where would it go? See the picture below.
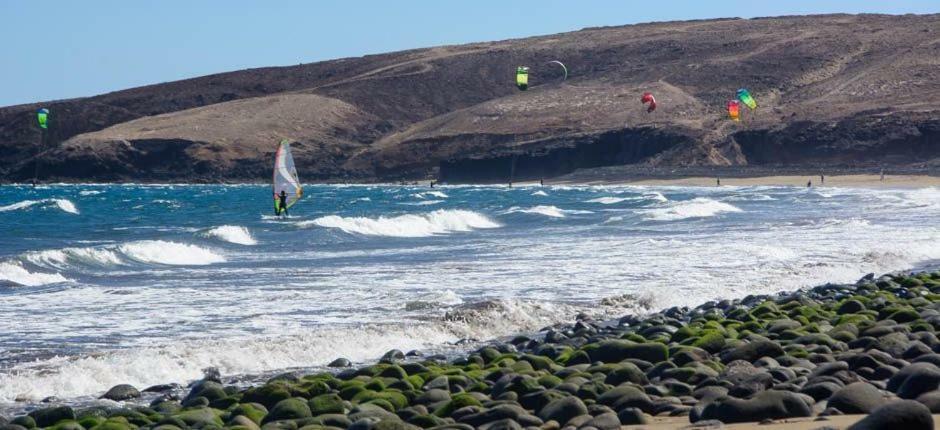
[1,13,939,183]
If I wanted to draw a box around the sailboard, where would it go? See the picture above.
[273,139,302,215]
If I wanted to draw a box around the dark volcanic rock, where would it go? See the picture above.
[699,390,813,423]
[537,397,588,426]
[27,406,74,428]
[328,358,352,368]
[827,382,889,414]
[847,400,934,430]
[887,362,940,399]
[100,384,141,401]
[720,340,784,364]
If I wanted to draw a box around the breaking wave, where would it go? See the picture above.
[413,191,449,199]
[117,241,226,265]
[23,241,226,271]
[0,199,79,215]
[0,262,71,287]
[0,297,633,402]
[644,198,742,221]
[300,209,500,237]
[202,225,257,246]
[505,205,592,218]
[587,196,630,205]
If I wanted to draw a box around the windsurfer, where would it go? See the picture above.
[276,190,288,216]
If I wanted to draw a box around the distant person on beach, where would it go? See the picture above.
[820,174,824,184]
[716,177,720,186]
[880,169,885,182]
[807,180,812,188]
[276,190,288,216]
[540,179,544,186]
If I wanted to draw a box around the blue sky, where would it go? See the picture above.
[1,1,937,107]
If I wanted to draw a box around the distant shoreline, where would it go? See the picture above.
[550,174,940,188]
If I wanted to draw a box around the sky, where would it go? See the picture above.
[1,0,938,107]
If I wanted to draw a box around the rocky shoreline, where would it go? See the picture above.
[5,271,940,430]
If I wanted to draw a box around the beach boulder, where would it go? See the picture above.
[827,382,889,414]
[698,390,813,423]
[847,400,933,430]
[100,384,141,401]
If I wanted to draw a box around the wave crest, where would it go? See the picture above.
[0,262,70,287]
[301,209,500,237]
[117,241,226,265]
[0,199,79,214]
[505,205,592,218]
[202,226,257,246]
[644,198,742,221]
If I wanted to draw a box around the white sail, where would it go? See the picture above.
[273,139,302,212]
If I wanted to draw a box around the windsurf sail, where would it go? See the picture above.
[273,139,302,215]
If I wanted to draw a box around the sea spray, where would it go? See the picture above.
[300,209,500,237]
[202,225,257,245]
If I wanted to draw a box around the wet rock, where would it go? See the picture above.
[800,381,843,402]
[720,340,784,364]
[100,384,142,401]
[263,398,313,423]
[585,340,669,364]
[827,382,889,414]
[838,300,866,314]
[10,416,35,429]
[381,349,405,362]
[915,390,940,413]
[596,385,654,413]
[616,408,649,425]
[846,400,933,430]
[537,397,587,426]
[699,390,813,423]
[228,415,262,430]
[477,418,522,430]
[28,406,75,428]
[887,362,940,399]
[328,358,352,367]
[603,362,648,386]
[143,383,181,393]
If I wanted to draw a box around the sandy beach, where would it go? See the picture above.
[551,174,940,188]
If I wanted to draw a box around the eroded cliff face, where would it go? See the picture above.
[1,13,938,183]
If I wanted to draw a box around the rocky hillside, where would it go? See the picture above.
[1,13,939,183]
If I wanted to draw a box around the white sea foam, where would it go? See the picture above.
[413,191,449,199]
[0,199,79,214]
[587,197,630,205]
[117,241,226,265]
[0,298,622,402]
[202,226,257,246]
[300,209,500,237]
[532,191,549,196]
[0,262,70,287]
[25,247,124,270]
[79,190,103,196]
[402,200,444,206]
[504,205,592,218]
[644,198,742,221]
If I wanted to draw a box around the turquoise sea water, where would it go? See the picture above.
[1,183,939,406]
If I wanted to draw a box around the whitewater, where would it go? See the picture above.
[1,183,939,408]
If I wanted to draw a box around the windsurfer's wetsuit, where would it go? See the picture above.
[277,191,288,216]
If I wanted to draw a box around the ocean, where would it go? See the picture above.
[1,183,939,408]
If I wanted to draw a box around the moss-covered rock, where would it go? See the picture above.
[175,408,224,428]
[433,393,482,417]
